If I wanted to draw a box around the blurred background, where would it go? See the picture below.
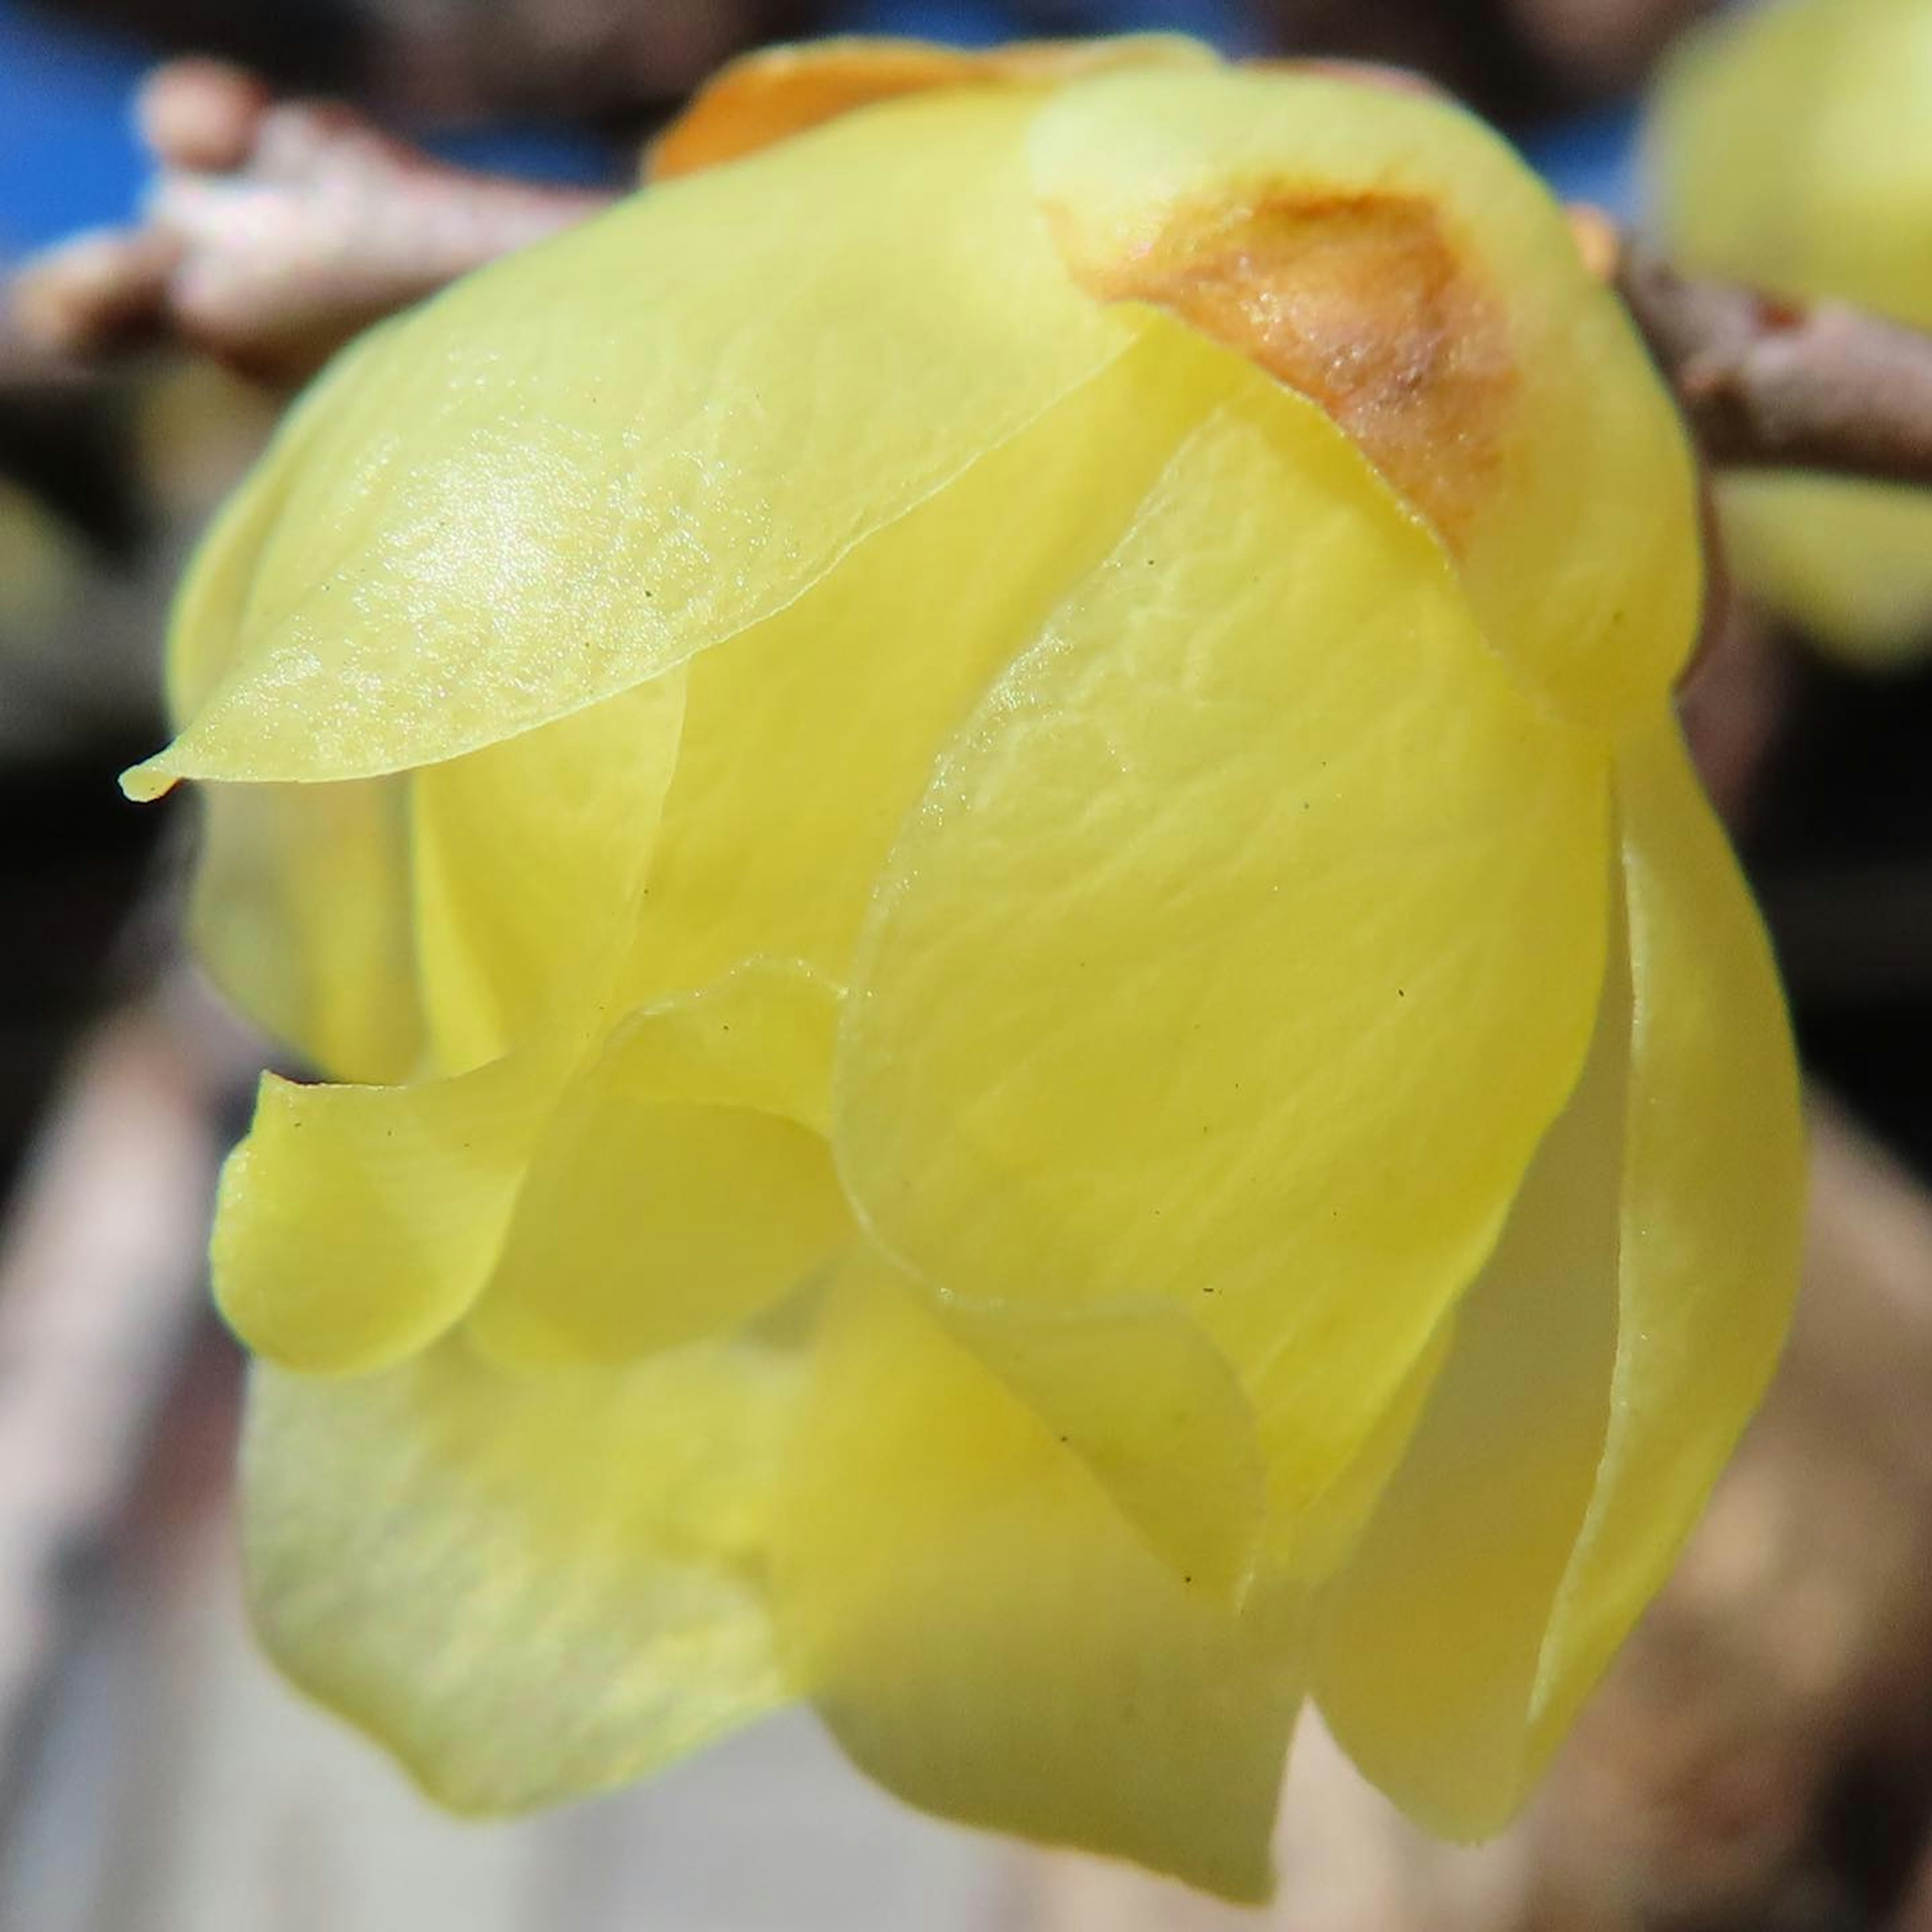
[7,0,1932,1926]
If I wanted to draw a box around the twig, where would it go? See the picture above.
[1616,242,1932,489]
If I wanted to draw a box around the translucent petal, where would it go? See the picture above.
[774,1254,1300,1902]
[1029,65,1701,728]
[189,779,423,1084]
[469,964,851,1363]
[835,391,1608,1576]
[933,1293,1264,1602]
[244,1333,797,1812]
[124,90,1147,796]
[649,33,1215,182]
[1312,921,1627,1836]
[165,379,426,1082]
[411,675,687,1072]
[213,1051,549,1374]
[1313,720,1803,1834]
[619,324,1241,1007]
[1534,716,1804,1741]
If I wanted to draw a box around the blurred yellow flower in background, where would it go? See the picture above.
[1648,0,1932,665]
[127,37,1804,1900]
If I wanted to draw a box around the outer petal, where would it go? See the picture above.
[648,34,1216,182]
[774,1253,1300,1902]
[123,90,1150,796]
[835,389,1608,1577]
[468,964,851,1363]
[1535,716,1804,1738]
[1030,65,1701,729]
[1313,717,1803,1834]
[189,779,423,1084]
[411,674,686,1072]
[1311,921,1626,1835]
[618,324,1240,1007]
[165,382,425,1082]
[244,1333,796,1812]
[213,1051,549,1374]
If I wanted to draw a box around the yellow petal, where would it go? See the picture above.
[244,1333,796,1812]
[1313,718,1802,1834]
[1030,64,1700,728]
[411,675,687,1072]
[189,779,423,1084]
[775,1254,1300,1901]
[213,1052,549,1374]
[932,1293,1265,1602]
[619,323,1240,1007]
[1535,716,1803,1741]
[1311,918,1626,1836]
[835,389,1608,1576]
[162,379,426,1082]
[124,88,1149,796]
[648,33,1215,182]
[469,964,851,1363]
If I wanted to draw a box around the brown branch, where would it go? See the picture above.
[1615,240,1932,489]
[5,60,612,387]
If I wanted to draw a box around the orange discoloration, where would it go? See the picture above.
[1057,189,1515,544]
[648,38,1194,182]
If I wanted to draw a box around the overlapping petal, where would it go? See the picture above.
[244,1332,798,1812]
[469,964,850,1364]
[190,779,423,1085]
[411,675,686,1072]
[836,382,1609,1577]
[1536,717,1804,1737]
[122,89,1152,797]
[1030,65,1701,728]
[213,1050,550,1374]
[618,323,1241,1006]
[773,1254,1300,1901]
[1313,719,1802,1835]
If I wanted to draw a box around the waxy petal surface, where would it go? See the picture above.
[470,965,850,1363]
[214,1052,547,1373]
[837,393,1608,1572]
[1031,65,1701,727]
[126,91,1147,795]
[621,326,1240,1006]
[245,1334,797,1811]
[775,1256,1299,1902]
[1314,722,1803,1831]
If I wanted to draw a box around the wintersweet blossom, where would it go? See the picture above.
[1650,0,1932,663]
[128,38,1803,1899]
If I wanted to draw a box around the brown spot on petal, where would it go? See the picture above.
[649,37,1206,183]
[1060,188,1515,545]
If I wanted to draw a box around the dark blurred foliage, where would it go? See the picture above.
[1753,655,1932,1186]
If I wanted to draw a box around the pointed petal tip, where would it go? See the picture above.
[119,755,178,803]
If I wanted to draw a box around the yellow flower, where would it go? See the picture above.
[1648,0,1932,665]
[129,39,1803,1900]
